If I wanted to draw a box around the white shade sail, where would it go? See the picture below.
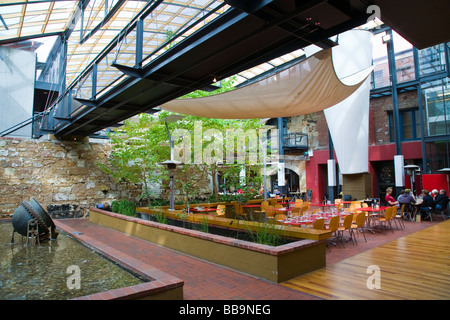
[323,30,373,174]
[160,44,372,119]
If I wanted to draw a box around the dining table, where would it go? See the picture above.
[273,207,293,215]
[242,204,261,208]
[242,204,262,220]
[190,207,217,213]
[282,212,351,228]
[339,201,352,207]
[309,203,336,211]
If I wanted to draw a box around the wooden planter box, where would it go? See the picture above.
[89,208,327,283]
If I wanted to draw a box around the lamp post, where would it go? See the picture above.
[404,164,420,195]
[159,114,185,210]
[159,159,182,210]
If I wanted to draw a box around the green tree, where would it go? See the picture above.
[97,113,170,203]
[98,68,269,205]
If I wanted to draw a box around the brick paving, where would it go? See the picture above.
[55,216,443,300]
[55,219,320,300]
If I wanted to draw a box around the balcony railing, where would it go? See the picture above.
[283,132,308,149]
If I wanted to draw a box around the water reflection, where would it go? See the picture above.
[0,222,142,300]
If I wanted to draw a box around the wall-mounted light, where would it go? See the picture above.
[382,34,391,44]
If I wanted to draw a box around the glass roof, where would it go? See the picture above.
[0,0,231,85]
[0,1,379,95]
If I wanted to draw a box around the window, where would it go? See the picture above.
[425,140,450,173]
[419,44,446,76]
[422,78,450,136]
[388,109,421,141]
[371,32,390,89]
[393,31,415,83]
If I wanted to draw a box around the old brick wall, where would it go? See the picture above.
[0,136,142,218]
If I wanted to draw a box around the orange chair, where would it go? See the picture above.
[234,203,246,219]
[326,216,340,250]
[264,205,275,219]
[377,206,395,234]
[260,202,269,213]
[216,205,226,217]
[300,206,309,216]
[337,214,355,247]
[394,204,405,230]
[274,213,286,222]
[312,218,325,230]
[351,211,367,244]
[291,207,301,217]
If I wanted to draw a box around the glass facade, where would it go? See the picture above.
[418,44,446,76]
[393,30,416,84]
[371,31,390,89]
[425,140,450,172]
[421,78,450,137]
[370,27,450,174]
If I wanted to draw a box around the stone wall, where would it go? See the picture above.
[0,136,142,218]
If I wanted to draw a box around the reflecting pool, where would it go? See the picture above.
[0,222,143,300]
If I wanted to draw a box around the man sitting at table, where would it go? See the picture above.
[385,187,399,207]
[418,189,434,220]
[273,188,281,197]
[434,189,449,214]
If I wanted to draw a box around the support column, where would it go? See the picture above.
[327,130,335,202]
[386,29,402,156]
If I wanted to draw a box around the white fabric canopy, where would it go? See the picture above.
[160,43,372,119]
[323,30,373,174]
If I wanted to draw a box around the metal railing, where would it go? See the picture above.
[283,132,308,149]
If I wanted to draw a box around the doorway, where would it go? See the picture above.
[270,168,300,197]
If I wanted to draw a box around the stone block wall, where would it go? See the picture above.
[0,136,142,218]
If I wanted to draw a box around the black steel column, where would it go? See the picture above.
[328,129,335,202]
[386,29,402,156]
[386,29,404,196]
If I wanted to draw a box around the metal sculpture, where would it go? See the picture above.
[11,198,58,244]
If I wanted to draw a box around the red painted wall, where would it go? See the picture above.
[305,149,329,203]
[369,141,422,162]
[306,141,423,202]
[422,174,449,195]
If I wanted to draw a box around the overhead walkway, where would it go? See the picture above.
[37,0,371,138]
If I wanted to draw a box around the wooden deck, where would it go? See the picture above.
[282,220,450,300]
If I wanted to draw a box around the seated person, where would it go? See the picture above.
[434,189,449,212]
[273,188,281,197]
[398,189,416,217]
[385,187,399,206]
[418,189,434,220]
[397,189,404,202]
[432,189,439,199]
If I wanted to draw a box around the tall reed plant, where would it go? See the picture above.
[244,220,284,246]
